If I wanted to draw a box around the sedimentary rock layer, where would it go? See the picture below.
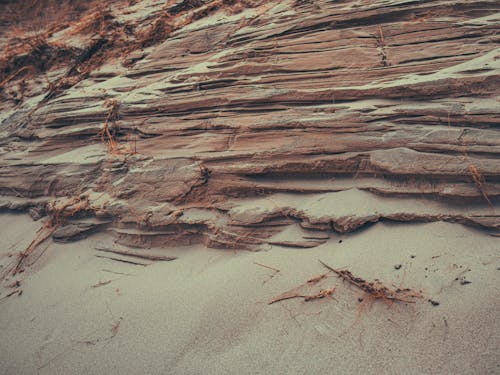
[0,0,498,249]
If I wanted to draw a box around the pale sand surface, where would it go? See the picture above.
[0,213,498,374]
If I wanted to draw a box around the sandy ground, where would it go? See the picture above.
[0,213,499,374]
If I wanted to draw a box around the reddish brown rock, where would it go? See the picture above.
[0,0,498,249]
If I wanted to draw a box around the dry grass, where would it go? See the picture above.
[457,125,494,208]
[97,99,140,155]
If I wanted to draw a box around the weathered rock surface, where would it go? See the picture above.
[0,0,498,249]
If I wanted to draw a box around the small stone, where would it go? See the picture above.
[28,207,43,221]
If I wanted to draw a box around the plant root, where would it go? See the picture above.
[1,196,91,281]
[99,99,121,154]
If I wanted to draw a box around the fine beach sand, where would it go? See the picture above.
[0,213,498,374]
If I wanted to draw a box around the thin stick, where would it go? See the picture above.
[269,287,335,305]
[269,294,308,305]
[91,280,112,288]
[95,254,149,266]
[254,262,280,273]
[101,269,132,276]
[0,289,22,301]
[95,247,176,261]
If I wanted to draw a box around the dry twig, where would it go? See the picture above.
[0,289,22,302]
[319,260,422,304]
[91,280,112,288]
[268,272,334,304]
[95,246,177,261]
[254,262,280,273]
[95,254,149,266]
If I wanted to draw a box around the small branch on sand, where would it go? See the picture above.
[269,287,336,305]
[254,262,280,273]
[319,260,422,304]
[268,272,334,304]
[95,254,149,266]
[95,247,177,261]
[91,280,112,288]
[0,289,23,302]
[101,269,132,276]
[254,262,280,285]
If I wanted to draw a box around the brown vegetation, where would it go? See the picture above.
[319,260,423,304]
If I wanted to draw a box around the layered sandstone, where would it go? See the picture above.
[0,0,498,250]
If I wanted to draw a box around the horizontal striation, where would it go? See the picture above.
[0,0,498,249]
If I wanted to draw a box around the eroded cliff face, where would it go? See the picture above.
[0,0,499,250]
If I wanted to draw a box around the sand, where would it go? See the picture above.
[0,213,498,374]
